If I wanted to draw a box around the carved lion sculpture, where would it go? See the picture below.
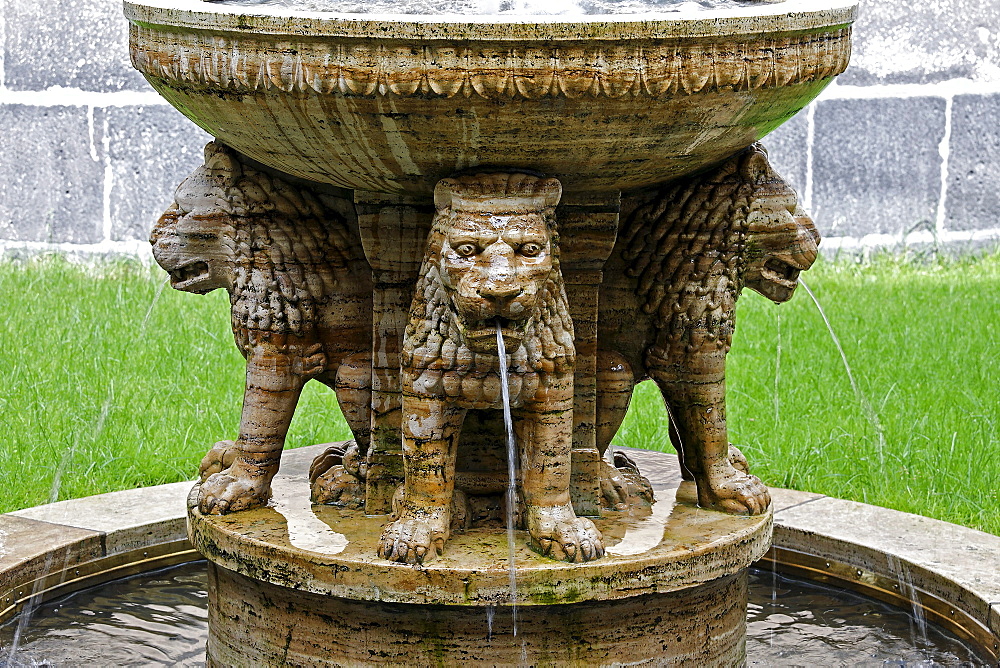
[378,172,604,564]
[597,143,819,515]
[151,141,373,515]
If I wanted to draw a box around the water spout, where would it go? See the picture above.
[496,325,518,637]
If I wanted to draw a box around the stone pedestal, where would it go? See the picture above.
[189,448,771,667]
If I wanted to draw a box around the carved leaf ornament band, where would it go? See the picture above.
[131,26,850,100]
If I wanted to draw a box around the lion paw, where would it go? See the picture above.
[698,466,770,516]
[311,465,366,509]
[378,512,449,564]
[309,443,346,482]
[527,504,605,563]
[199,440,239,482]
[198,463,273,515]
[599,459,630,511]
[599,450,657,511]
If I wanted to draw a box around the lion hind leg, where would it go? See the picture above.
[595,350,634,459]
[198,349,308,515]
[309,352,373,508]
[652,360,770,516]
[335,351,372,453]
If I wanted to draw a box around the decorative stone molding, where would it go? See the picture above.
[130,26,851,100]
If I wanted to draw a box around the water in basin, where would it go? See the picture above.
[1,562,989,666]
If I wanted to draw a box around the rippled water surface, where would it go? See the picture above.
[1,562,991,666]
[0,564,208,667]
[746,570,987,666]
[208,0,764,16]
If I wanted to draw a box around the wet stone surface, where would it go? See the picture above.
[188,447,773,605]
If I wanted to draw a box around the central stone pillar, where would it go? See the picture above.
[353,191,433,515]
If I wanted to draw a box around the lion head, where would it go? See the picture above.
[150,144,241,296]
[402,173,575,405]
[741,150,820,303]
[435,173,563,355]
[151,142,354,344]
[620,143,819,358]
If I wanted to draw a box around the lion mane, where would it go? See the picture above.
[153,142,360,353]
[618,143,786,363]
[401,173,576,408]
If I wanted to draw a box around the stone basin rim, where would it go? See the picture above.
[124,0,857,41]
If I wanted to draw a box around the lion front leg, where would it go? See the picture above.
[199,344,323,515]
[517,378,605,563]
[651,348,770,516]
[378,394,465,564]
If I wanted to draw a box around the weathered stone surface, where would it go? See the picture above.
[207,564,748,667]
[774,496,1000,641]
[12,481,191,555]
[0,105,104,244]
[0,515,103,615]
[3,0,148,91]
[945,93,1000,232]
[769,487,825,513]
[839,0,1000,86]
[189,447,772,605]
[812,97,945,238]
[106,105,211,241]
[126,0,853,195]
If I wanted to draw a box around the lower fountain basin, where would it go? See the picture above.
[2,562,990,666]
[3,444,998,663]
[125,0,855,195]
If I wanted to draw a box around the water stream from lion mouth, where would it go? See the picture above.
[798,278,887,468]
[496,324,519,641]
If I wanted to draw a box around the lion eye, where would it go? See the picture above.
[520,242,543,257]
[454,243,478,257]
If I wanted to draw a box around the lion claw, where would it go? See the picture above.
[698,466,771,516]
[378,515,449,564]
[199,440,238,482]
[198,467,272,515]
[527,504,605,563]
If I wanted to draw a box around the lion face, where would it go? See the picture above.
[151,176,233,295]
[743,176,820,303]
[440,210,555,354]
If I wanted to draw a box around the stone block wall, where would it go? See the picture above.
[1,0,998,255]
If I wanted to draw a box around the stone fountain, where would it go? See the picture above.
[127,0,855,663]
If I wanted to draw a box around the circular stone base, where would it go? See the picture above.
[190,448,771,666]
[207,563,748,666]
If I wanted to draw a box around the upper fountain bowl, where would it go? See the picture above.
[126,0,856,195]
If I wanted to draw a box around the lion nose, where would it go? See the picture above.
[480,280,522,303]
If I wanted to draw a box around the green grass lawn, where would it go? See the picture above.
[1,253,997,535]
